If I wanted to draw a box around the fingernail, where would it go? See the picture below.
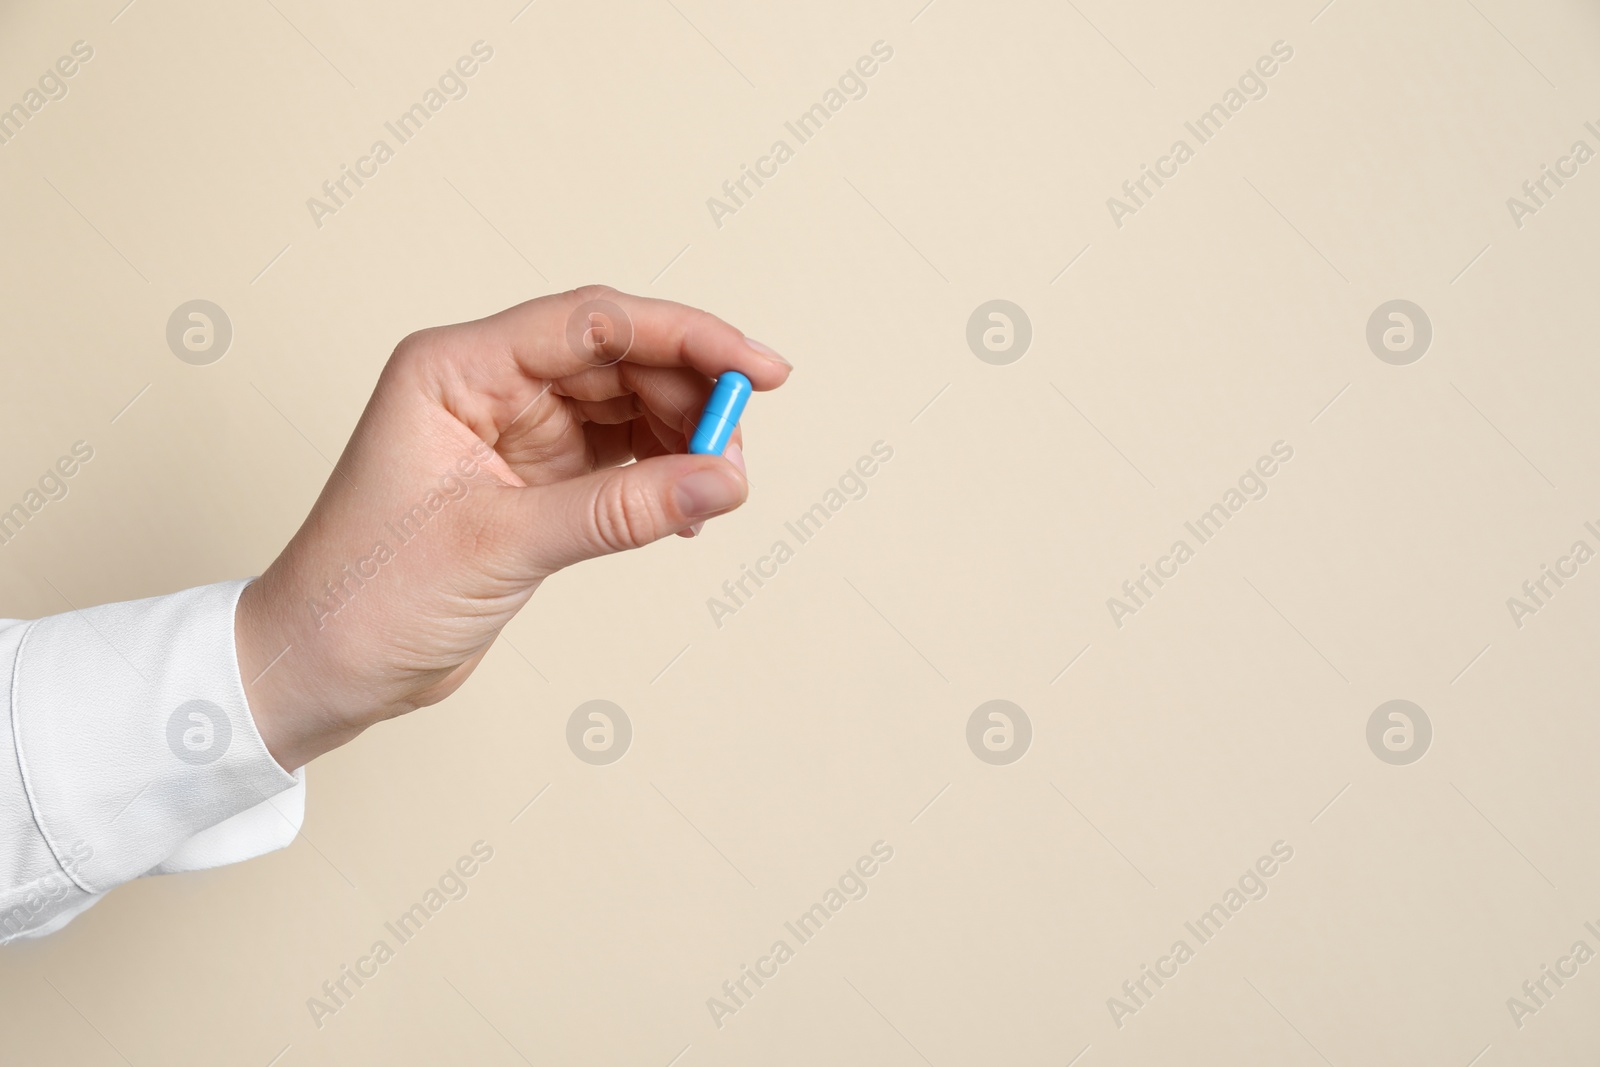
[745,338,791,367]
[675,468,744,519]
[724,441,747,475]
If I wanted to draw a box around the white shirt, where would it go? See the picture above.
[1,579,305,941]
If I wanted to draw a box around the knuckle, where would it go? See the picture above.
[568,283,619,303]
[680,307,729,357]
[389,327,441,372]
[397,326,440,352]
[589,476,657,553]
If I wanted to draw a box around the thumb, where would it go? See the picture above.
[520,453,747,573]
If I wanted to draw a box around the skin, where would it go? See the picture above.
[236,286,790,771]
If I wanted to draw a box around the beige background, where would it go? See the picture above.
[3,0,1600,1062]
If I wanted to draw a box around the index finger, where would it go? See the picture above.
[482,285,792,390]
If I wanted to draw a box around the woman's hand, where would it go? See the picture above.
[235,286,791,771]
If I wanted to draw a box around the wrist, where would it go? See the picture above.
[235,568,389,771]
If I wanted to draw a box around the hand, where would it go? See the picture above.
[235,286,791,771]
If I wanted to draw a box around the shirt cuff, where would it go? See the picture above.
[11,579,304,896]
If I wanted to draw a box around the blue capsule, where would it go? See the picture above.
[689,371,752,455]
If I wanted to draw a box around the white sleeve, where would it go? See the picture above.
[0,578,305,942]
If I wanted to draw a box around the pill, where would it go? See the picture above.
[689,371,752,455]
